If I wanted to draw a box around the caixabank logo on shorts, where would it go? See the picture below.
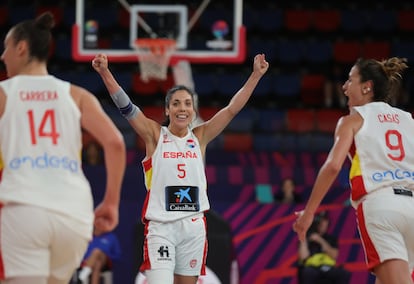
[8,152,79,173]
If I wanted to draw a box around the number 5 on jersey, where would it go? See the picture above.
[177,163,186,178]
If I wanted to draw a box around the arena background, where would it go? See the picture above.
[1,1,414,283]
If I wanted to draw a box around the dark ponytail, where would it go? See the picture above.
[11,11,55,62]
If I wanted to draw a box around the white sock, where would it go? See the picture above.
[78,266,92,282]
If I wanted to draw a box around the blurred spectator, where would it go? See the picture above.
[324,63,347,109]
[274,178,302,204]
[297,211,351,284]
[77,227,121,284]
[83,142,103,166]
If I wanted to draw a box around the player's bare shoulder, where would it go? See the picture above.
[191,123,207,145]
[69,83,99,110]
[336,111,363,135]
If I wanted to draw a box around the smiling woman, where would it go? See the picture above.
[92,52,269,284]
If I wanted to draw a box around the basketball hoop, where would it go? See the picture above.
[134,38,176,82]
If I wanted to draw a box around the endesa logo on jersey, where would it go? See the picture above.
[371,168,414,182]
[9,152,79,173]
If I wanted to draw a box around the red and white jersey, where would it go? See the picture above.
[141,126,209,222]
[0,75,93,227]
[349,102,414,206]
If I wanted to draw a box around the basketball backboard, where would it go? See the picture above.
[72,0,245,64]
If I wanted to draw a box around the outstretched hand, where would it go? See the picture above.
[292,210,314,242]
[92,53,109,74]
[253,53,270,76]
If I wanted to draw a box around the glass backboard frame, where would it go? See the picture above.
[72,0,245,64]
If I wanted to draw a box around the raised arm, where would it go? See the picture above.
[194,54,269,146]
[92,54,160,157]
[293,114,360,241]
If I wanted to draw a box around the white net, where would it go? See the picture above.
[134,38,176,82]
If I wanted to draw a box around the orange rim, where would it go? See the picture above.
[134,38,176,55]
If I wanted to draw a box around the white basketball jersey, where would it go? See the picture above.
[0,75,93,226]
[141,126,209,222]
[349,102,414,203]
